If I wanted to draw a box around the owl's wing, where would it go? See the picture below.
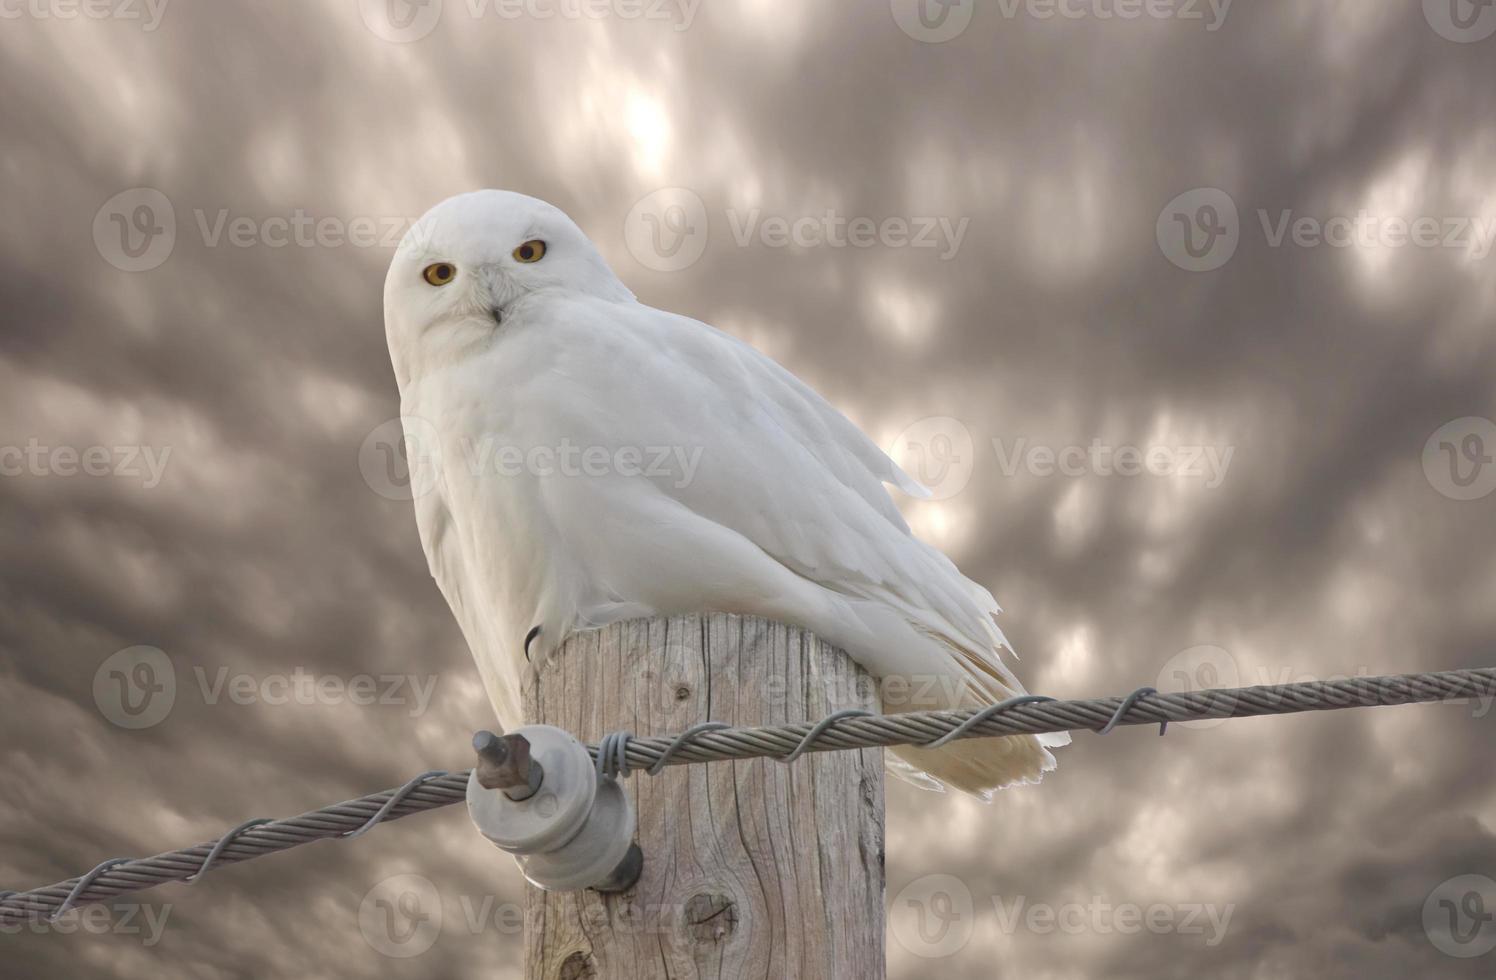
[405,424,525,725]
[525,298,1029,699]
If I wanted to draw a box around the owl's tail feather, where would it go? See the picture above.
[709,560,1069,800]
[877,624,1068,800]
[888,731,1058,801]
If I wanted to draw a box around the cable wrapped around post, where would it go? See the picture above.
[4,665,1493,918]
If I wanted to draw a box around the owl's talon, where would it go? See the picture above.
[524,625,541,663]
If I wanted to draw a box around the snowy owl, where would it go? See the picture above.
[382,190,1067,797]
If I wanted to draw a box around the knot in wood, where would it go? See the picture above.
[684,892,738,945]
[558,951,597,980]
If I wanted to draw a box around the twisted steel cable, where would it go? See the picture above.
[0,772,471,920]
[595,667,1496,773]
[4,665,1492,919]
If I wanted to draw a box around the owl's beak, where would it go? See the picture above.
[483,266,514,327]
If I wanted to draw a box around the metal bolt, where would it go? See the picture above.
[473,730,544,800]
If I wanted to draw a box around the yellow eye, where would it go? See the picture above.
[422,263,457,286]
[513,240,547,263]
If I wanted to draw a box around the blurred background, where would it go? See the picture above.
[3,0,1496,976]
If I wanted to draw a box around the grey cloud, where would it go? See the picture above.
[3,1,1495,977]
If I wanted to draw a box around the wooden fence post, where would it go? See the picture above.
[522,613,886,979]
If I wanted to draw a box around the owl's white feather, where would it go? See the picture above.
[383,190,1067,797]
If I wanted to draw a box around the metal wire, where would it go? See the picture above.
[342,770,449,840]
[0,772,472,921]
[595,731,635,779]
[51,859,131,920]
[1100,686,1165,735]
[187,818,273,882]
[644,722,730,775]
[599,668,1496,772]
[5,665,1493,919]
[923,694,1056,749]
[779,708,874,762]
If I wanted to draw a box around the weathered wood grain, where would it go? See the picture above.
[523,614,886,980]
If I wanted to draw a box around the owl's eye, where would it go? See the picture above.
[513,240,547,263]
[422,263,457,286]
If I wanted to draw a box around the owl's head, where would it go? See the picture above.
[383,190,633,385]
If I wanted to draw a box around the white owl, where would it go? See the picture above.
[382,190,1066,797]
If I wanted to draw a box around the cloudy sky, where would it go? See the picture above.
[3,0,1496,976]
